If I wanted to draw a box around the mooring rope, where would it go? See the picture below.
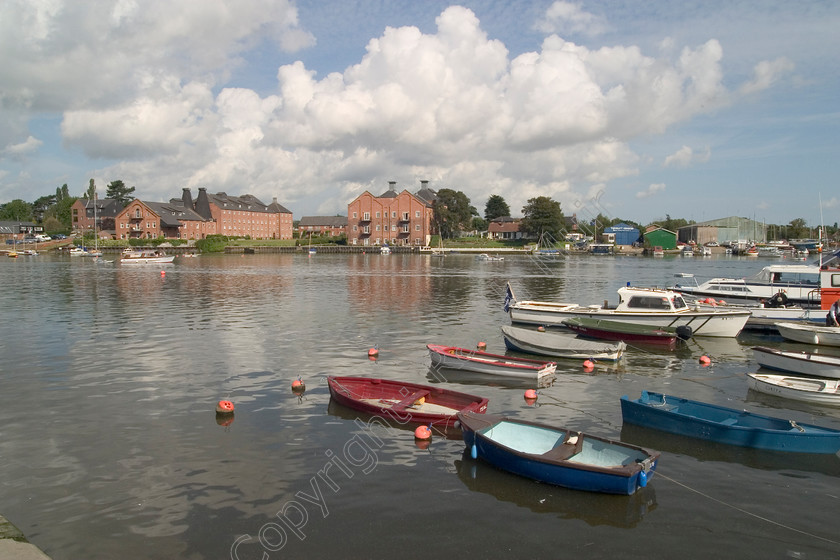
[656,471,840,546]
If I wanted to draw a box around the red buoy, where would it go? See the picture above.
[524,389,537,400]
[477,341,487,350]
[583,359,594,369]
[216,400,234,414]
[537,326,545,332]
[699,355,711,366]
[292,378,305,394]
[368,347,379,358]
[160,270,166,277]
[414,425,432,440]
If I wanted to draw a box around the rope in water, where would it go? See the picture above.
[656,471,840,546]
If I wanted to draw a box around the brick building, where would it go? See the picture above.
[297,216,347,237]
[70,198,123,234]
[346,181,435,247]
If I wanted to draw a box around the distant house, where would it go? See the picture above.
[488,216,522,240]
[0,220,41,241]
[298,216,347,237]
[603,222,641,246]
[346,180,435,247]
[643,226,677,250]
[70,198,123,235]
[677,216,766,245]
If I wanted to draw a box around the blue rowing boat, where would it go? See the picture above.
[457,411,659,495]
[620,390,840,454]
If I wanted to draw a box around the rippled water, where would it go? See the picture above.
[1,252,839,559]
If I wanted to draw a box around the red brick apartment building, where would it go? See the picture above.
[111,188,293,240]
[346,181,436,247]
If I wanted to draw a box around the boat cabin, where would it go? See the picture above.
[614,287,688,313]
[821,264,840,310]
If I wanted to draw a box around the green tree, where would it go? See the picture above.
[433,188,475,239]
[106,180,135,206]
[471,216,488,233]
[519,196,564,239]
[32,194,57,222]
[44,196,78,230]
[85,178,96,199]
[56,183,70,201]
[484,194,510,221]
[787,218,808,239]
[0,199,34,221]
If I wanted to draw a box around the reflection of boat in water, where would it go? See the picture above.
[454,452,657,528]
[327,398,465,439]
[620,423,840,478]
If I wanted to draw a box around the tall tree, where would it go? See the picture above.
[46,196,78,230]
[519,196,564,239]
[433,188,475,239]
[0,199,34,221]
[484,194,510,221]
[106,180,135,206]
[56,183,70,201]
[32,194,57,223]
[85,178,96,199]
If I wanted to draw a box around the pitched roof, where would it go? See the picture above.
[206,192,277,213]
[142,201,209,227]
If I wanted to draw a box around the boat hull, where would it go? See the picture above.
[752,346,840,379]
[326,376,488,428]
[620,391,840,453]
[776,322,840,347]
[427,345,556,379]
[747,373,840,406]
[501,325,625,361]
[458,411,658,495]
[561,317,682,345]
[509,302,749,337]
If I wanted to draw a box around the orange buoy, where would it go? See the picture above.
[524,396,538,406]
[583,359,594,369]
[414,425,432,440]
[160,270,166,277]
[477,341,487,350]
[292,378,305,394]
[718,299,726,305]
[524,389,538,400]
[216,400,235,414]
[368,347,379,358]
[699,355,711,365]
[537,326,545,332]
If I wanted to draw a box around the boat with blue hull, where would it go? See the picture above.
[620,390,840,454]
[457,411,659,495]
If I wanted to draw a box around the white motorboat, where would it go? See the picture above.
[669,264,822,307]
[746,373,840,406]
[505,284,750,338]
[427,344,556,379]
[120,249,175,264]
[752,346,840,379]
[500,325,626,361]
[776,322,840,347]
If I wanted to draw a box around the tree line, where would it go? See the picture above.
[0,180,135,233]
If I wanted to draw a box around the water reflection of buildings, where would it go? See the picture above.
[455,453,657,528]
[346,255,432,312]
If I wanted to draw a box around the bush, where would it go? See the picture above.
[195,235,229,253]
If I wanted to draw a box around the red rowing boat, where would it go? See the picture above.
[327,376,488,428]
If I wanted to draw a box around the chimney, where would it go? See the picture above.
[388,181,397,192]
[195,187,212,219]
[182,188,194,209]
[421,180,429,189]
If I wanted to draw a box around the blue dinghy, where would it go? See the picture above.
[457,411,659,495]
[620,391,840,454]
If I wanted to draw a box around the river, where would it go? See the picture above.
[1,251,838,559]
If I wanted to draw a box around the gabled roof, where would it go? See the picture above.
[207,192,276,214]
[415,187,437,205]
[141,201,209,227]
[81,198,123,218]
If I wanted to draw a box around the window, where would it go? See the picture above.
[392,211,397,218]
[415,211,420,218]
[353,212,358,218]
[376,211,380,218]
[363,212,370,221]
[415,224,420,231]
[402,212,409,221]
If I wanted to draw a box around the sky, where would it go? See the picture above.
[1,0,838,228]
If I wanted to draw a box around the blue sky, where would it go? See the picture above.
[1,1,838,227]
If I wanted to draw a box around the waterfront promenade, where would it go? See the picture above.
[0,515,50,559]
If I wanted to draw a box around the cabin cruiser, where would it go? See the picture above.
[670,264,821,307]
[506,284,751,337]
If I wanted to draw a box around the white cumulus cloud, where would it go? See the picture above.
[636,183,666,199]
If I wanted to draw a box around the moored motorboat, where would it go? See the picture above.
[746,373,840,406]
[620,390,840,453]
[776,322,840,347]
[561,317,690,346]
[326,376,488,428]
[120,248,175,264]
[506,283,750,337]
[752,346,840,379]
[426,344,556,379]
[501,325,626,361]
[457,411,659,495]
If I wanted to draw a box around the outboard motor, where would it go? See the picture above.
[766,291,789,308]
[675,325,693,340]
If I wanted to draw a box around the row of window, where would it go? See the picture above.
[351,211,422,220]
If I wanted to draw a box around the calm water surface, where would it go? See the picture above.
[1,252,839,559]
